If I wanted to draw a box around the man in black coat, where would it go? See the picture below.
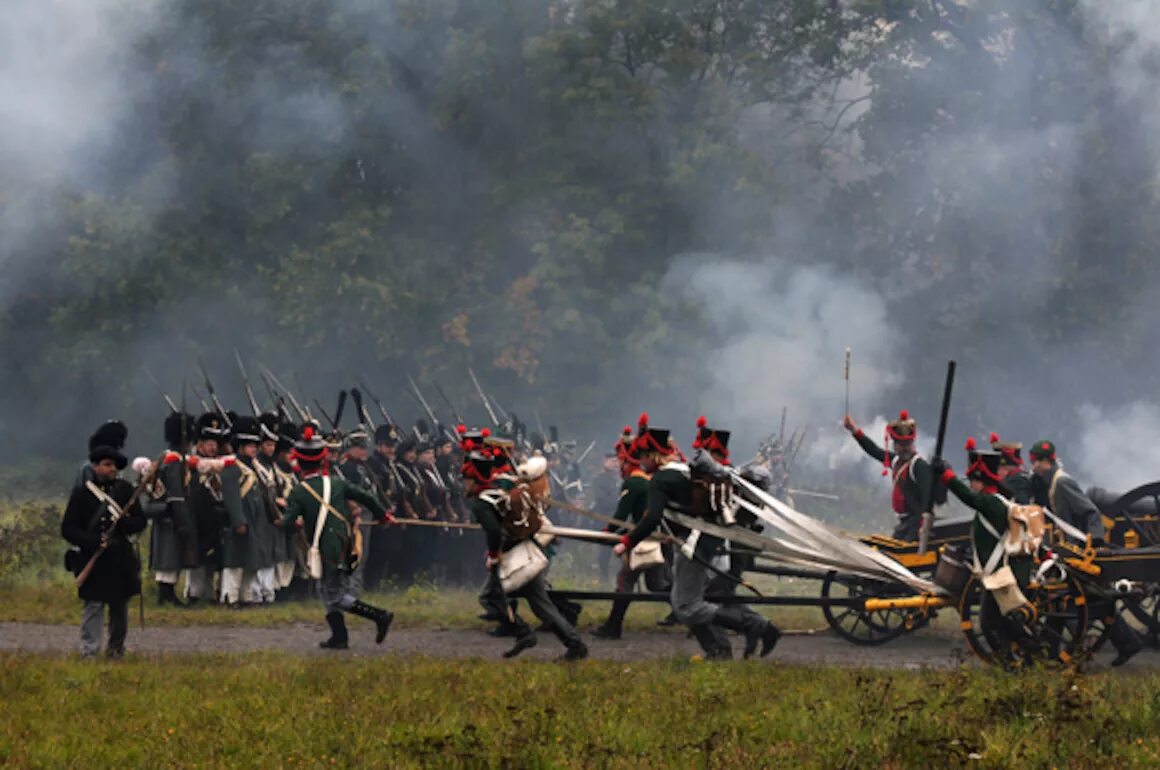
[61,445,147,658]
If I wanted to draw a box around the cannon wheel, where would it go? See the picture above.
[959,573,1090,667]
[820,572,915,646]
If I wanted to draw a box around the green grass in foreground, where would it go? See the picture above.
[2,654,1159,769]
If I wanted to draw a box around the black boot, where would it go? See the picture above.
[503,632,539,659]
[591,622,622,641]
[157,583,185,608]
[712,607,771,659]
[349,600,394,644]
[320,612,349,650]
[691,624,731,660]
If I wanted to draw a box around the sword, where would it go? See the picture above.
[468,367,500,427]
[143,367,179,413]
[843,347,852,418]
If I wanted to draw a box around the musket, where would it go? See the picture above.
[778,406,787,446]
[787,427,808,472]
[261,367,311,423]
[432,380,465,425]
[196,358,232,428]
[188,382,211,413]
[468,367,501,427]
[233,349,261,417]
[143,367,179,413]
[406,374,440,428]
[534,409,547,438]
[358,375,396,426]
[314,399,336,431]
[76,471,156,589]
[257,369,283,414]
[575,440,597,465]
[489,393,512,424]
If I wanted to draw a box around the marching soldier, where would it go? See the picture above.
[281,425,396,649]
[183,413,229,606]
[144,411,196,606]
[232,416,278,604]
[843,411,934,542]
[255,413,297,599]
[614,416,781,660]
[61,443,147,658]
[217,419,255,608]
[990,433,1032,504]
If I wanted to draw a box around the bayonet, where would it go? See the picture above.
[196,358,232,428]
[468,367,500,427]
[188,382,211,413]
[261,366,311,423]
[143,366,179,413]
[575,440,596,464]
[433,380,464,425]
[358,375,396,426]
[313,399,336,431]
[233,349,261,417]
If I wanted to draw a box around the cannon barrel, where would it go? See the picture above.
[1087,485,1160,517]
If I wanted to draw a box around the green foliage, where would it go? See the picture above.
[0,503,66,588]
[2,654,1160,767]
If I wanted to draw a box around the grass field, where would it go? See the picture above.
[2,654,1159,768]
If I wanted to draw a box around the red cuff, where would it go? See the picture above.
[940,469,956,485]
[619,535,631,547]
[486,550,499,559]
[854,429,864,439]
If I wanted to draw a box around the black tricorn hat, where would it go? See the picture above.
[89,420,128,452]
[164,412,194,449]
[195,412,227,442]
[231,415,262,445]
[89,445,128,470]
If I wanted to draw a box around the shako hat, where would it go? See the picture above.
[886,410,916,443]
[258,413,281,443]
[989,432,1024,468]
[964,437,1002,485]
[631,413,674,456]
[692,415,731,461]
[292,423,328,464]
[461,450,497,486]
[345,424,371,450]
[231,415,262,445]
[164,412,194,450]
[374,424,399,446]
[195,412,227,442]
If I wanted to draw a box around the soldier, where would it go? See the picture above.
[931,439,1036,657]
[614,416,781,660]
[340,424,390,592]
[232,416,278,605]
[217,418,255,608]
[61,444,147,658]
[76,421,128,489]
[143,411,196,606]
[1028,440,1143,665]
[843,411,934,542]
[396,437,433,579]
[183,413,229,606]
[281,425,396,649]
[365,424,403,590]
[255,413,297,599]
[462,443,588,661]
[990,432,1032,504]
[1028,440,1105,541]
[591,447,624,583]
[592,427,671,641]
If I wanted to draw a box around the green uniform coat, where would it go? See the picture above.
[281,473,388,573]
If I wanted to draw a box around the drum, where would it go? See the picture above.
[933,546,972,598]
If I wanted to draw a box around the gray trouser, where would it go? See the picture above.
[511,571,584,650]
[321,569,358,614]
[672,551,771,652]
[81,599,128,657]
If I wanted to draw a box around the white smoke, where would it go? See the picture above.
[1073,402,1160,493]
[666,256,904,455]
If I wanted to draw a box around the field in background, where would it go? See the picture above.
[2,654,1159,768]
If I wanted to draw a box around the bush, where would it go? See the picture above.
[0,502,67,587]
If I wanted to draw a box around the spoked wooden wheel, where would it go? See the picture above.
[821,572,916,646]
[959,573,1090,667]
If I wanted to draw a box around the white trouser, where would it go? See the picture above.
[182,566,214,600]
[220,567,244,604]
[248,567,276,603]
[275,561,296,589]
[154,570,180,585]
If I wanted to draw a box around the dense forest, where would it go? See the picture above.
[3,0,1159,472]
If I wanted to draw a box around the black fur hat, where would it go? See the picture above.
[164,412,194,450]
[231,415,262,445]
[88,420,128,452]
[195,412,227,442]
